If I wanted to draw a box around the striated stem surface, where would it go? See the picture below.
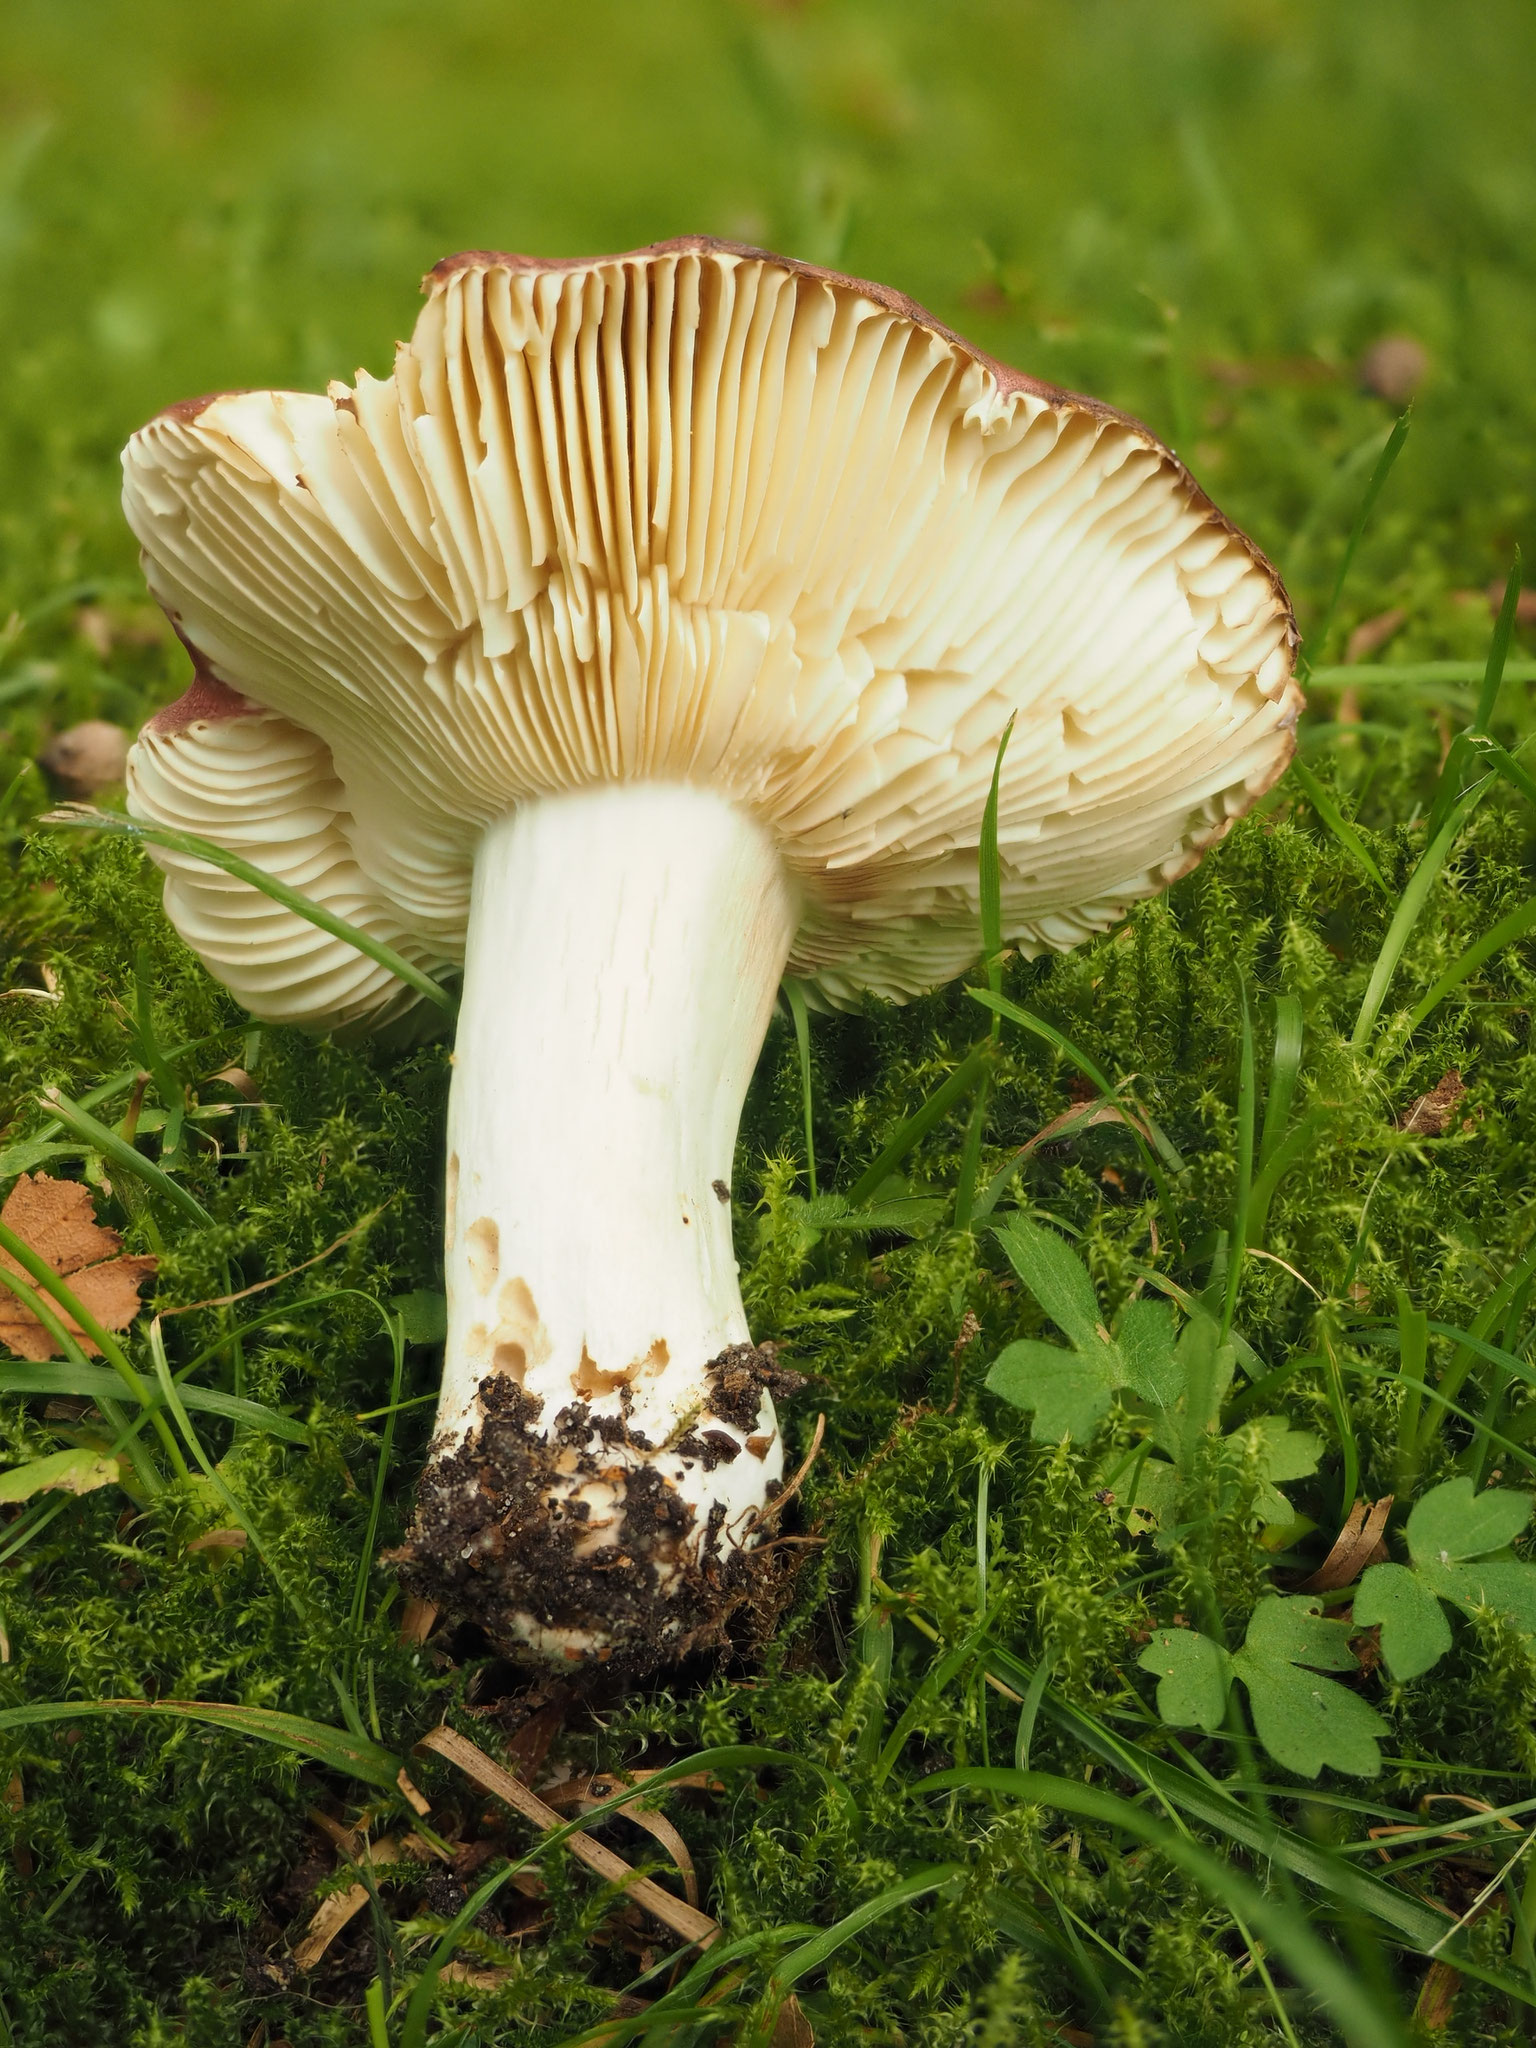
[399,781,801,1667]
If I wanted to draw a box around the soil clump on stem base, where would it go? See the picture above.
[388,1346,805,1675]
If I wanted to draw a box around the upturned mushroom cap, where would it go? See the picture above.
[124,238,1299,1025]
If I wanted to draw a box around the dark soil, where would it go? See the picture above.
[389,1345,805,1674]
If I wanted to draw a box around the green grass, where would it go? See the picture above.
[3,1,1536,2041]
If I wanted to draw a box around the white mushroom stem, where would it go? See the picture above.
[424,780,800,1661]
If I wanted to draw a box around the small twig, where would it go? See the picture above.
[747,1411,825,1529]
[947,1310,981,1412]
[1243,1246,1323,1298]
[155,1207,389,1317]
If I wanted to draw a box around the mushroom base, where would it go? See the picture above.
[391,1347,806,1674]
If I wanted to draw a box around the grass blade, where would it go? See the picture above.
[767,1866,963,1993]
[782,979,817,1198]
[969,989,1114,1096]
[1474,735,1536,814]
[951,1085,990,1232]
[1288,758,1389,893]
[1422,571,1526,846]
[40,1086,213,1226]
[873,1622,989,1786]
[973,1637,1464,1955]
[1351,781,1488,1047]
[970,988,1182,1248]
[1308,660,1536,688]
[1258,995,1305,1170]
[1013,1654,1052,1772]
[149,1319,310,1619]
[0,1698,401,1789]
[922,1768,1410,2046]
[1246,1106,1334,1244]
[1475,550,1523,734]
[1220,977,1255,1339]
[1393,1289,1429,1494]
[971,1095,1128,1223]
[364,1979,389,2048]
[351,1306,407,1657]
[1305,410,1411,671]
[1420,1241,1536,1453]
[42,806,456,1017]
[0,1358,308,1443]
[1406,892,1536,1032]
[979,716,1014,998]
[953,719,1016,1229]
[846,1044,988,1207]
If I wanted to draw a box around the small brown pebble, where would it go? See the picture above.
[39,720,129,795]
[1358,335,1428,404]
[1400,1070,1466,1136]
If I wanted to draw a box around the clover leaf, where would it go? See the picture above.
[1139,1624,1229,1731]
[1350,1566,1449,1681]
[986,1222,1322,1552]
[1127,1415,1321,1547]
[1138,1596,1387,1779]
[985,1218,1183,1442]
[1251,1417,1325,1526]
[1355,1477,1536,1681]
[1231,1597,1387,1779]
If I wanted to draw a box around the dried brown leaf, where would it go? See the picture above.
[395,1766,431,1816]
[771,1995,816,2048]
[1414,1959,1461,2030]
[292,1878,375,1971]
[291,1833,439,1969]
[0,1173,156,1361]
[206,1066,261,1101]
[1300,1494,1394,1593]
[439,1962,514,1988]
[541,1772,700,1906]
[397,1596,438,1645]
[306,1807,362,1858]
[417,1723,719,1948]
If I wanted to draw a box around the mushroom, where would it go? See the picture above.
[121,239,1300,1671]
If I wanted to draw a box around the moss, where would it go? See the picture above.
[4,0,1536,2039]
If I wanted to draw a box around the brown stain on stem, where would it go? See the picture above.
[466,1217,500,1294]
[493,1341,528,1386]
[572,1344,634,1399]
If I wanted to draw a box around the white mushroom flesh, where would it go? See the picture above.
[435,780,797,1657]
